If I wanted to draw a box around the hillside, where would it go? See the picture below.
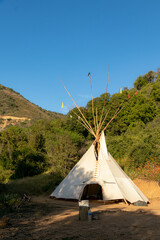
[0,84,63,129]
[0,71,160,184]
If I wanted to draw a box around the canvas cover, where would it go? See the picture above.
[51,132,149,203]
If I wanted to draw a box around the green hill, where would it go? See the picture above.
[0,84,63,129]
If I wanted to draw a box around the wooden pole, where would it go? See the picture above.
[89,73,96,132]
[59,78,96,137]
[97,65,110,135]
[101,91,138,133]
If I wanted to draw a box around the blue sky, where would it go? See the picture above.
[0,0,160,114]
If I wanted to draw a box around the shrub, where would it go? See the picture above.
[11,153,48,179]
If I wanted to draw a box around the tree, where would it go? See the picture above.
[156,68,160,82]
[11,152,48,179]
[134,71,155,90]
[34,133,46,153]
[134,76,148,90]
[151,81,160,101]
[143,71,155,83]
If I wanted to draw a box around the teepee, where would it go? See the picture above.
[51,131,148,203]
[51,73,149,204]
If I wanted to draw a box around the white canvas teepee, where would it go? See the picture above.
[51,131,149,204]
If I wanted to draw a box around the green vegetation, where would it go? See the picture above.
[0,119,84,182]
[133,71,155,90]
[0,172,63,216]
[0,70,160,209]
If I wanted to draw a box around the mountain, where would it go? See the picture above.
[0,84,63,129]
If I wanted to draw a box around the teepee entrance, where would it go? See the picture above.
[81,184,103,200]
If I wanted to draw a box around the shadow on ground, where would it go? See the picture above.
[0,197,160,240]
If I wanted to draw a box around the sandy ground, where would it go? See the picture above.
[0,179,160,240]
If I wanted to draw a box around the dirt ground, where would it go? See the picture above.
[0,179,160,240]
